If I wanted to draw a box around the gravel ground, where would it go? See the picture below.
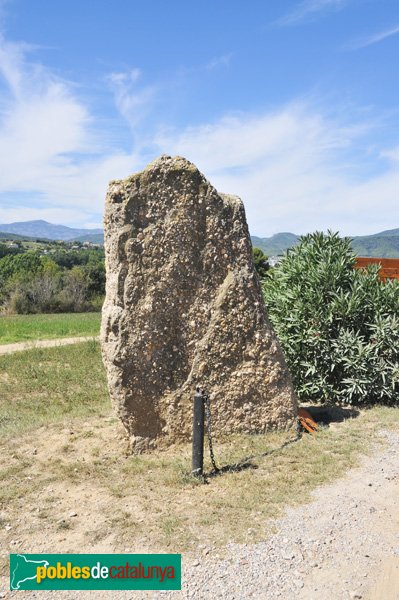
[154,430,399,600]
[3,430,399,600]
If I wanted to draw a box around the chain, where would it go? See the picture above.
[208,425,302,478]
[203,390,219,473]
[198,388,302,479]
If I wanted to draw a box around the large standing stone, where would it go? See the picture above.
[101,155,297,451]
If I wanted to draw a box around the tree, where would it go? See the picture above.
[0,243,22,259]
[0,252,42,282]
[83,261,106,297]
[60,266,89,311]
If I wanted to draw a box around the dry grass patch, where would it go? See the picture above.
[1,405,399,566]
[1,342,399,568]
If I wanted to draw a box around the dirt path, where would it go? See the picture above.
[0,336,99,355]
[1,429,399,599]
[168,429,399,600]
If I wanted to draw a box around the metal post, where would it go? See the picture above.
[192,387,205,476]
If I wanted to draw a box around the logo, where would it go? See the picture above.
[10,554,181,590]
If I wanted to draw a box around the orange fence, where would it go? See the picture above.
[355,257,399,281]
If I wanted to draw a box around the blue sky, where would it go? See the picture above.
[0,0,399,236]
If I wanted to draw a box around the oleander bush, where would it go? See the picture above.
[263,231,399,405]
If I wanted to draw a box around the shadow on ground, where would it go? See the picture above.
[303,404,360,426]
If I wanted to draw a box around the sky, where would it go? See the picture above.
[0,0,399,237]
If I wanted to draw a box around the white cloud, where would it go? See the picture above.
[107,68,141,85]
[0,205,94,226]
[154,104,399,237]
[0,35,90,188]
[380,145,399,164]
[1,31,399,239]
[0,34,143,226]
[205,53,233,71]
[347,25,399,50]
[106,68,157,130]
[277,0,348,26]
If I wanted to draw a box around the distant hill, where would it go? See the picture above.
[74,233,104,244]
[0,231,34,241]
[251,233,299,256]
[1,219,398,256]
[351,235,399,258]
[366,227,399,238]
[0,220,102,241]
[251,230,399,258]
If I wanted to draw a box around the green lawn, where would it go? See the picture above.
[0,312,101,344]
[0,340,109,436]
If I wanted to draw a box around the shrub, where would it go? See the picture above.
[252,247,269,279]
[6,271,61,314]
[0,250,104,314]
[57,267,89,312]
[263,231,399,405]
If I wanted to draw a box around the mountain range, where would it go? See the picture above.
[0,220,103,243]
[1,220,399,257]
[252,228,399,258]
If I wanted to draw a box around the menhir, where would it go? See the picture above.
[101,155,297,452]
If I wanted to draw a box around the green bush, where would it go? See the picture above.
[252,247,270,279]
[0,249,105,314]
[263,231,399,405]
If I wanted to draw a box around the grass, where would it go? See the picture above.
[0,312,101,345]
[1,341,399,560]
[0,340,109,436]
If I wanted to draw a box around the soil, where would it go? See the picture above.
[161,430,399,600]
[0,425,398,599]
[0,337,99,355]
[1,340,398,599]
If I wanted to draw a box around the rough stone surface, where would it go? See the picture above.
[101,155,297,450]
